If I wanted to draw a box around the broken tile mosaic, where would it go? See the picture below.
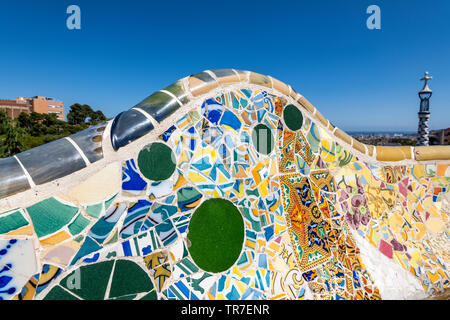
[0,73,448,301]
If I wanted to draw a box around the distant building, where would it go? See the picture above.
[430,128,450,145]
[0,97,30,119]
[0,96,65,121]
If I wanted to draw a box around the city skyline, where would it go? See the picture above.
[0,0,449,131]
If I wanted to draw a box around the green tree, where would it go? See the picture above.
[67,103,107,125]
[1,124,25,157]
[67,103,89,125]
[1,104,107,158]
[30,111,44,122]
[16,112,32,131]
[0,110,11,134]
[90,110,107,123]
[42,113,59,127]
[27,112,45,136]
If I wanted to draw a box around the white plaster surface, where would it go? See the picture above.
[351,229,428,300]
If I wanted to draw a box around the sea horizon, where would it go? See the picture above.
[347,131,417,135]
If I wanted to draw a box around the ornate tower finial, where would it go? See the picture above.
[420,71,433,94]
[417,72,433,146]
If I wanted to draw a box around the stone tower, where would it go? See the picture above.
[417,72,433,146]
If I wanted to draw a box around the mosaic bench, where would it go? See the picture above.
[0,69,449,300]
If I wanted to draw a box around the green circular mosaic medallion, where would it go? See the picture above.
[137,142,176,181]
[283,104,303,131]
[187,198,244,273]
[252,123,274,155]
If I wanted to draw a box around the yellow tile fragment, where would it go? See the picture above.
[425,216,444,234]
[40,230,71,246]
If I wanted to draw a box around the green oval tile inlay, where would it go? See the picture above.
[187,198,244,273]
[252,123,274,155]
[137,142,176,181]
[283,104,303,131]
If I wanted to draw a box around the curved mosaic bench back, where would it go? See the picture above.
[0,69,449,301]
[0,123,106,198]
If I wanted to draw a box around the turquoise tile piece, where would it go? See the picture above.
[88,203,127,243]
[68,213,91,236]
[0,209,29,234]
[26,198,79,238]
[70,236,102,266]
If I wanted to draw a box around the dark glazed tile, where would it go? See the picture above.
[191,71,215,83]
[43,285,80,300]
[108,260,154,298]
[60,260,114,300]
[0,156,31,198]
[16,138,87,185]
[110,109,154,150]
[69,123,106,163]
[164,80,189,105]
[211,69,236,78]
[133,91,181,123]
[137,142,176,181]
[283,104,303,131]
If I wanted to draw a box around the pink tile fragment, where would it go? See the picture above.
[399,184,407,198]
[379,239,393,259]
[401,177,409,186]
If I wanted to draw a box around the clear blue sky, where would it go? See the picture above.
[0,0,449,131]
